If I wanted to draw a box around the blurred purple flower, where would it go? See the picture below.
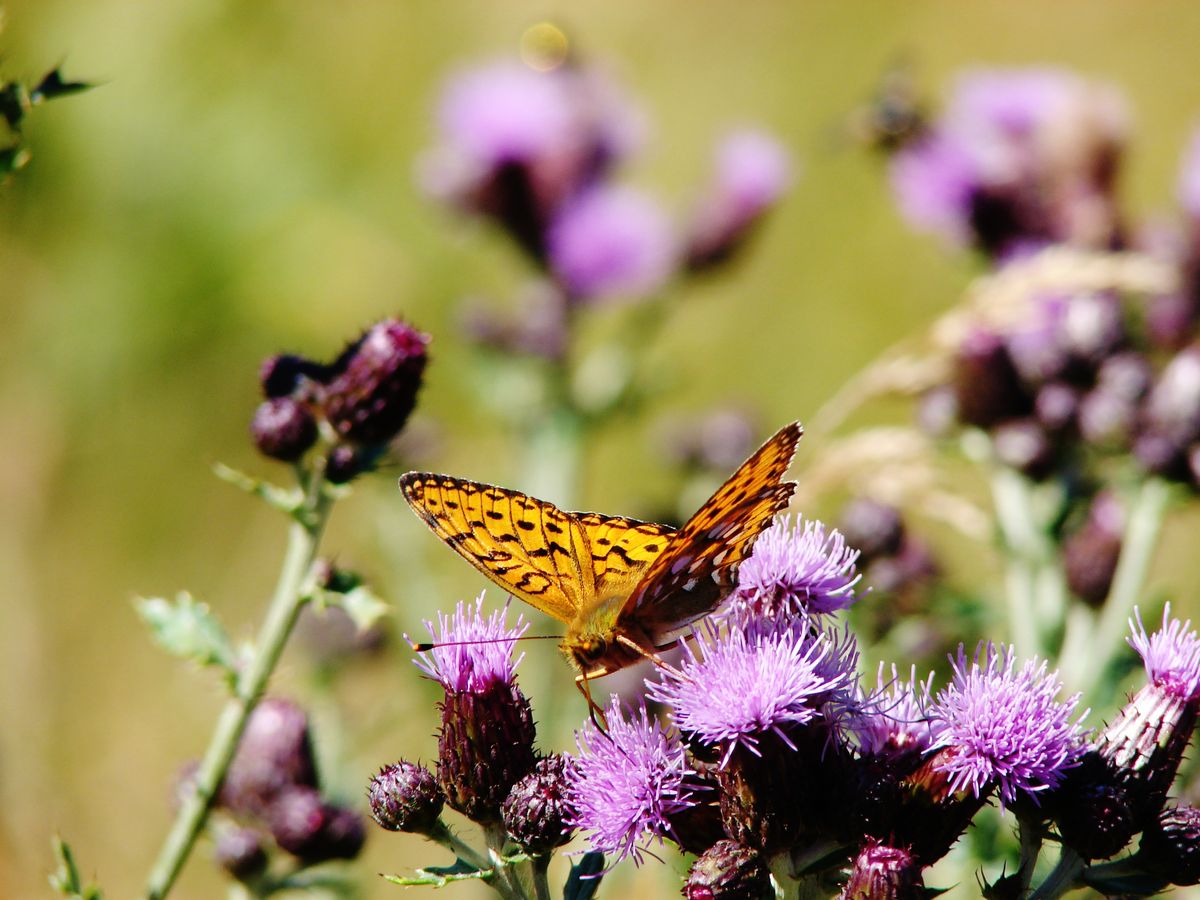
[565,699,699,865]
[1178,126,1200,221]
[547,185,677,301]
[1128,605,1200,703]
[413,594,528,693]
[888,129,977,245]
[928,644,1087,807]
[725,516,861,619]
[648,619,858,764]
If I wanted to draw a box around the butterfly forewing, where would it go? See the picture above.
[399,473,592,623]
[622,421,802,643]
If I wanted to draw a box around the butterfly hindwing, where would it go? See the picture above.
[399,473,592,624]
[574,513,676,600]
[622,421,802,643]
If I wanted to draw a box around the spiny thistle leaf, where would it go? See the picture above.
[137,592,236,684]
[49,836,103,900]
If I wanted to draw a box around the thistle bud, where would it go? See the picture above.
[251,397,318,462]
[438,682,537,823]
[501,755,574,855]
[992,417,1056,480]
[683,839,770,900]
[220,698,318,816]
[259,354,325,399]
[953,330,1031,429]
[839,498,904,563]
[839,842,924,900]
[368,760,443,834]
[1138,804,1200,886]
[1052,753,1138,860]
[324,444,369,485]
[1063,492,1123,608]
[323,319,429,446]
[269,787,365,863]
[214,826,268,883]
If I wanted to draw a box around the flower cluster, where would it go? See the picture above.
[422,54,792,357]
[207,698,365,887]
[250,317,430,482]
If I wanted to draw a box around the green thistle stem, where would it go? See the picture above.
[483,822,526,900]
[1029,847,1085,900]
[426,820,491,873]
[1080,476,1171,705]
[531,856,552,900]
[144,472,334,900]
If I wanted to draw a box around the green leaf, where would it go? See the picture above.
[332,584,390,631]
[381,857,494,888]
[213,462,304,516]
[563,852,605,900]
[49,836,103,900]
[1081,867,1169,896]
[137,592,236,682]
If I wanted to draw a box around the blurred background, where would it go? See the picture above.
[5,1,1200,897]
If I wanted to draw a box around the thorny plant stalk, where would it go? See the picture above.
[1077,476,1173,705]
[144,467,335,900]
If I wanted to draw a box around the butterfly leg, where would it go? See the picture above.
[574,674,609,733]
[615,634,684,677]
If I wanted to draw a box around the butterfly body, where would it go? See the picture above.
[400,421,802,684]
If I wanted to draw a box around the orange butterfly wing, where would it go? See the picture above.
[621,421,802,644]
[398,473,593,624]
[574,512,676,601]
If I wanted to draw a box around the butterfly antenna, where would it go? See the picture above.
[407,634,562,652]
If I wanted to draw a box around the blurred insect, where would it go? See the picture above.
[843,59,928,154]
[400,422,801,715]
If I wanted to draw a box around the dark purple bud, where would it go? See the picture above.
[1053,754,1138,860]
[501,755,574,855]
[220,698,317,816]
[438,681,538,823]
[683,839,770,900]
[324,445,368,485]
[1063,492,1123,608]
[953,330,1031,428]
[1138,804,1200,886]
[1060,292,1125,366]
[368,761,443,834]
[251,398,318,462]
[838,842,924,900]
[1097,352,1152,401]
[214,827,268,883]
[1078,383,1138,449]
[866,537,938,596]
[260,354,325,399]
[839,498,904,563]
[1134,430,1190,481]
[1148,292,1199,351]
[992,418,1056,480]
[322,319,429,446]
[1146,345,1200,446]
[269,787,365,863]
[1035,382,1080,433]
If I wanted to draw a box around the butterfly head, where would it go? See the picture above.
[563,632,610,673]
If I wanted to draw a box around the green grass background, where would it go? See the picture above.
[4,2,1200,897]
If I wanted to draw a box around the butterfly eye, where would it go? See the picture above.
[578,637,607,664]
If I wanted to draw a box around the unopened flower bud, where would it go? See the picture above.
[323,319,429,445]
[269,787,365,863]
[1035,382,1080,433]
[992,417,1056,480]
[368,761,443,834]
[214,827,268,883]
[839,498,904,563]
[1146,345,1200,446]
[839,842,924,900]
[251,398,318,462]
[260,354,324,399]
[1139,804,1200,886]
[1063,492,1123,608]
[324,445,369,484]
[502,755,574,855]
[220,698,317,816]
[438,681,537,823]
[1053,754,1138,859]
[683,839,770,900]
[953,331,1031,429]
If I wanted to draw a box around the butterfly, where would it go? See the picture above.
[399,421,801,706]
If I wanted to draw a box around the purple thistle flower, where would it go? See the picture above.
[437,63,576,167]
[709,129,793,219]
[1178,126,1200,221]
[927,644,1087,807]
[564,699,699,865]
[725,516,862,620]
[1128,605,1200,703]
[648,619,858,764]
[547,185,677,301]
[854,664,935,757]
[413,594,528,693]
[888,129,977,245]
